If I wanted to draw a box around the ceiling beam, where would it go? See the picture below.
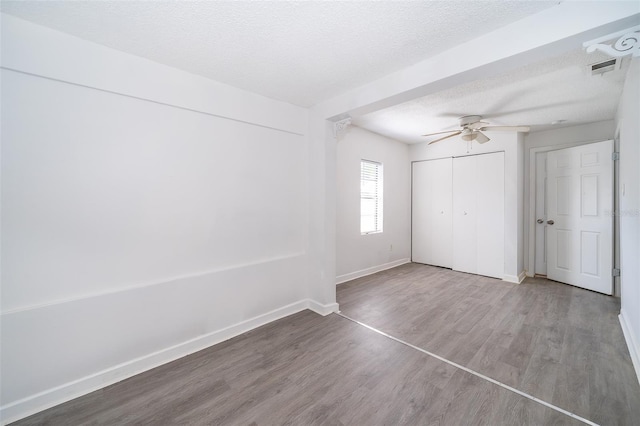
[315,1,640,121]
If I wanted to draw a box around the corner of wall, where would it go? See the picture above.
[336,258,411,285]
[502,271,527,284]
[619,310,640,386]
[335,126,412,281]
[306,299,340,316]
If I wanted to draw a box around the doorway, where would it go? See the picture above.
[532,140,614,295]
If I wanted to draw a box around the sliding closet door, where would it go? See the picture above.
[452,152,504,279]
[452,156,477,274]
[412,158,453,268]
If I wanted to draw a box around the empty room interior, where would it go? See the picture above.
[2,1,640,425]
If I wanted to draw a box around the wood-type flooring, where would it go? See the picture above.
[11,263,639,425]
[337,263,640,426]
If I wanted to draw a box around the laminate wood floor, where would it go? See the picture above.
[337,263,640,426]
[12,309,583,425]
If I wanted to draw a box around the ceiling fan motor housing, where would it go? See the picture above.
[459,115,483,127]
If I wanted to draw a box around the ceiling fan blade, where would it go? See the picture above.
[475,131,490,144]
[479,125,530,132]
[422,129,460,137]
[428,131,461,145]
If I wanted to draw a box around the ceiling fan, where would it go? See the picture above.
[423,115,530,145]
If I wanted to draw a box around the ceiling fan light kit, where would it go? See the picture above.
[473,131,490,144]
[423,115,530,145]
[461,129,477,141]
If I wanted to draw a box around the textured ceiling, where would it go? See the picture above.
[0,1,557,107]
[352,48,630,143]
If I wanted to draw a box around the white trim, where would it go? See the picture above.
[619,310,640,387]
[335,258,410,285]
[306,300,340,316]
[584,24,640,47]
[1,252,306,315]
[0,299,325,425]
[503,271,527,284]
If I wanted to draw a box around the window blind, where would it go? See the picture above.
[361,160,383,234]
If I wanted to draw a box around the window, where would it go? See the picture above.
[360,160,383,234]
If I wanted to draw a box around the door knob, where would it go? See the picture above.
[537,219,544,224]
[547,220,555,225]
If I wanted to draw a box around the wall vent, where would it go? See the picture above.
[589,58,621,76]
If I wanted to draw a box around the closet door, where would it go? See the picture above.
[452,152,504,279]
[412,158,452,268]
[452,155,478,274]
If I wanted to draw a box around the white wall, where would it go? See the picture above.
[522,120,616,276]
[335,126,410,283]
[616,58,640,384]
[0,14,329,423]
[409,132,524,283]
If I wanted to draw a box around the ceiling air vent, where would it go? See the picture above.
[589,58,620,76]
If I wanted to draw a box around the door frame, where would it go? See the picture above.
[533,151,548,276]
[526,139,618,294]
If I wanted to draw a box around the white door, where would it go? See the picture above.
[452,152,504,279]
[412,158,453,268]
[534,152,548,275]
[546,140,613,294]
[452,155,477,274]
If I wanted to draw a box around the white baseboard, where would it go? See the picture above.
[619,309,640,386]
[336,258,410,285]
[0,299,333,425]
[503,271,527,284]
[306,300,340,316]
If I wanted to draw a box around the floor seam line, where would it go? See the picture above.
[333,312,599,426]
